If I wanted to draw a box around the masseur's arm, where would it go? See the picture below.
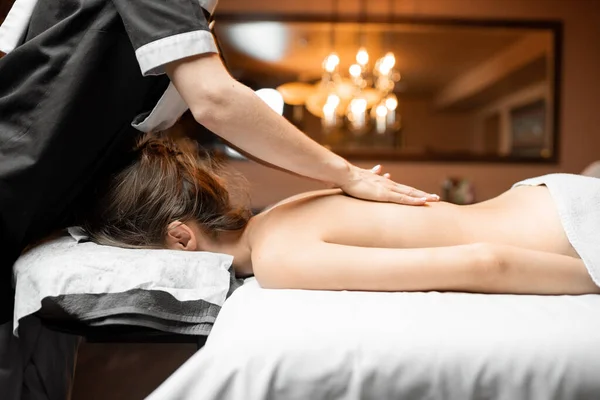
[253,242,600,295]
[165,54,438,206]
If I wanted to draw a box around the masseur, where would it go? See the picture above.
[0,0,437,398]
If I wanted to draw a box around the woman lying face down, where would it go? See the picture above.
[84,135,600,296]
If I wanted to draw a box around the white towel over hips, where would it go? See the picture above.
[513,173,600,287]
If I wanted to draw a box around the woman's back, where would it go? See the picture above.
[251,185,577,258]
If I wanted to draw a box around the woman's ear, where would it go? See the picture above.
[165,221,198,251]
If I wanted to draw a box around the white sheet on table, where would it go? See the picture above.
[148,278,600,400]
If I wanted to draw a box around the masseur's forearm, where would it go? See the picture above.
[167,54,352,187]
[204,82,352,185]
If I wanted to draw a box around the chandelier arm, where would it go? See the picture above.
[359,0,367,47]
[329,0,338,51]
[386,0,395,52]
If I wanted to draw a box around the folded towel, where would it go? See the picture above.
[13,229,239,336]
[513,173,600,286]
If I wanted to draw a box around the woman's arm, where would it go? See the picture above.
[253,242,600,295]
[165,53,437,205]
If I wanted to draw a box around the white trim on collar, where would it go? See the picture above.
[0,0,37,54]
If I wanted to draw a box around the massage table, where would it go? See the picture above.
[12,166,600,399]
[146,278,600,400]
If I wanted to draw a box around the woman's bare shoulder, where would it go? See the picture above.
[260,188,343,214]
[249,193,333,262]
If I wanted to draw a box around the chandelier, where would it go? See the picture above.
[277,0,401,135]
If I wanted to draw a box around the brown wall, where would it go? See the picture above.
[0,0,15,24]
[397,96,475,153]
[220,0,600,206]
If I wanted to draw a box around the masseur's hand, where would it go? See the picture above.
[339,165,440,205]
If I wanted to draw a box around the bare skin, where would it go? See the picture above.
[166,185,600,296]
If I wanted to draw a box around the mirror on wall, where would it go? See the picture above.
[214,16,562,163]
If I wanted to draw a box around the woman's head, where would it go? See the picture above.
[83,134,250,250]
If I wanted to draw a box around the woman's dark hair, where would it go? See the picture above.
[83,133,250,249]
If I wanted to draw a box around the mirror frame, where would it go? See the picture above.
[214,14,563,164]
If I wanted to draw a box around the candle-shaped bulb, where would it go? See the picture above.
[356,47,369,66]
[349,63,362,78]
[323,52,340,73]
[385,94,398,111]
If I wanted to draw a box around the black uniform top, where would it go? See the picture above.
[0,0,219,321]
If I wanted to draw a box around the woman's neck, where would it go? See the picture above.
[206,220,254,277]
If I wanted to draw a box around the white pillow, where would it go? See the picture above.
[12,228,239,336]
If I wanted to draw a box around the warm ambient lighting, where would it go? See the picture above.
[349,64,362,79]
[323,52,340,73]
[377,63,392,76]
[374,103,389,134]
[277,48,401,133]
[274,0,401,133]
[323,102,337,115]
[356,47,369,67]
[226,22,288,62]
[322,93,341,129]
[350,97,367,114]
[385,94,398,111]
[384,93,398,128]
[376,104,388,117]
[348,97,368,131]
[276,6,401,134]
[326,93,341,108]
[382,52,396,70]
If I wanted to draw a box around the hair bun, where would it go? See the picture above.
[137,136,183,158]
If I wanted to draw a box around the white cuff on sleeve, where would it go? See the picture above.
[131,82,189,133]
[135,30,218,76]
[0,0,38,54]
